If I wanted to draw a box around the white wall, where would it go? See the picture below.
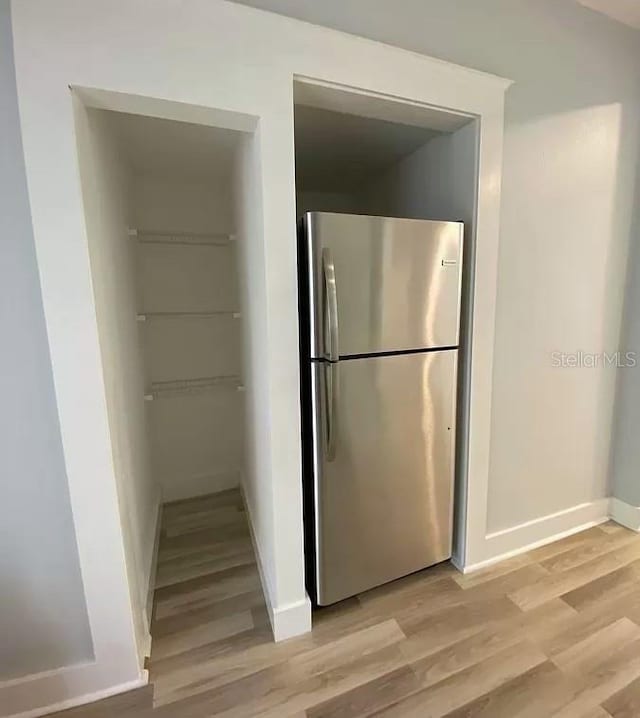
[74,107,159,663]
[134,175,243,501]
[236,0,640,537]
[134,176,234,234]
[234,133,310,638]
[8,1,507,709]
[297,190,362,217]
[233,132,273,595]
[0,0,92,681]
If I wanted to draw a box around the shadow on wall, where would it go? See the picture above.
[607,100,640,509]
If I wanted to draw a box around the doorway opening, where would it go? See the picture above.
[73,105,266,680]
[293,80,480,602]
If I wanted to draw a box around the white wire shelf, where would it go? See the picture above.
[144,375,244,401]
[129,228,235,247]
[137,311,241,321]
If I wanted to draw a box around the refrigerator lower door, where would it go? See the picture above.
[311,350,457,606]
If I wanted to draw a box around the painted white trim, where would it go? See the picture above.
[1,669,147,718]
[610,498,640,532]
[140,498,163,660]
[143,500,162,629]
[271,596,313,642]
[240,487,312,642]
[460,499,610,573]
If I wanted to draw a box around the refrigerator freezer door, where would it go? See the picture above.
[311,350,457,605]
[305,212,463,359]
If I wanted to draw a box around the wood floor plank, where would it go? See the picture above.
[441,660,571,718]
[599,521,624,534]
[358,573,463,614]
[155,549,256,588]
[460,563,549,603]
[357,562,458,603]
[370,641,547,717]
[154,564,261,618]
[288,619,406,680]
[305,665,421,718]
[561,560,640,613]
[527,598,634,658]
[153,590,264,638]
[603,674,640,718]
[45,686,154,718]
[554,708,613,718]
[162,508,245,538]
[451,553,533,589]
[540,529,638,574]
[572,709,613,718]
[509,541,640,611]
[154,619,405,705]
[158,536,252,567]
[159,524,250,554]
[551,617,640,676]
[162,489,243,514]
[397,595,522,652]
[525,526,606,563]
[171,642,409,718]
[549,621,640,716]
[150,621,274,698]
[151,662,287,718]
[151,610,254,660]
[363,563,546,630]
[407,598,575,688]
[95,496,637,718]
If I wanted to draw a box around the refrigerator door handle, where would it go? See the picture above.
[322,248,340,362]
[325,361,339,461]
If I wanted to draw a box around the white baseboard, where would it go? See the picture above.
[270,596,312,642]
[0,665,147,718]
[140,497,163,660]
[161,469,239,502]
[239,488,311,642]
[461,498,610,573]
[610,498,640,532]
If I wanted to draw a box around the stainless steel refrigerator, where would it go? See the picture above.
[299,211,464,606]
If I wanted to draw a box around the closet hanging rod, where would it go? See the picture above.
[128,228,235,247]
[144,375,243,401]
[137,311,241,321]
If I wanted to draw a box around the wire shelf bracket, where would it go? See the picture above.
[128,228,236,247]
[144,375,244,400]
[136,311,241,321]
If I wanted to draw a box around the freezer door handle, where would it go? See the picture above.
[325,361,339,461]
[322,248,340,362]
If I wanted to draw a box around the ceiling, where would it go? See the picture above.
[576,0,640,29]
[294,104,440,193]
[106,110,243,181]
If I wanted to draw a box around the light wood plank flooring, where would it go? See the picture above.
[49,491,640,717]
